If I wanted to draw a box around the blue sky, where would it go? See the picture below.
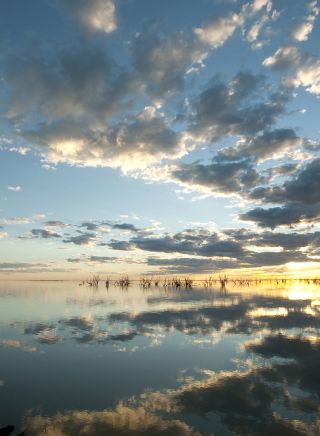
[0,0,320,278]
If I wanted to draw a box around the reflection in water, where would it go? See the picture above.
[0,281,319,435]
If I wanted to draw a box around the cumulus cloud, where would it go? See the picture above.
[219,128,301,162]
[249,158,320,205]
[240,203,320,228]
[58,0,117,34]
[188,71,289,141]
[31,229,62,239]
[240,158,320,227]
[106,226,314,270]
[262,46,303,70]
[5,42,130,122]
[131,25,206,99]
[44,220,67,227]
[63,232,98,245]
[263,46,320,95]
[171,158,263,196]
[168,127,301,197]
[194,12,245,48]
[112,223,140,232]
[291,0,319,42]
[194,0,274,49]
[25,107,188,171]
[0,217,30,225]
[7,185,21,192]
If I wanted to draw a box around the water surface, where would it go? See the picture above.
[0,280,320,435]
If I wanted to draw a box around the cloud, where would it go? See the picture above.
[107,240,136,251]
[5,41,130,122]
[194,11,245,48]
[44,220,68,227]
[168,128,300,197]
[26,107,187,171]
[188,71,289,141]
[291,0,319,42]
[240,203,320,228]
[218,128,301,162]
[262,46,303,70]
[0,262,47,270]
[0,217,30,225]
[131,24,205,99]
[263,46,320,95]
[7,185,21,192]
[63,232,98,245]
[172,158,263,196]
[240,158,320,227]
[58,0,117,34]
[194,0,273,49]
[147,257,237,274]
[130,229,244,257]
[112,223,140,232]
[67,255,118,263]
[31,229,62,239]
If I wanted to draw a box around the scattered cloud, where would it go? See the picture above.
[7,185,21,192]
[58,0,117,34]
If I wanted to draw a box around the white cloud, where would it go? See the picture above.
[27,107,193,172]
[262,46,302,69]
[61,0,117,34]
[0,217,30,225]
[7,185,21,192]
[194,0,274,49]
[263,46,320,95]
[292,0,319,42]
[194,13,245,48]
[8,147,30,155]
[293,59,320,95]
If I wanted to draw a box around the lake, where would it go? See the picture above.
[0,280,319,435]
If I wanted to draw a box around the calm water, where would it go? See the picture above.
[0,280,320,435]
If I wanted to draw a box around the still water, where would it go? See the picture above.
[0,280,320,435]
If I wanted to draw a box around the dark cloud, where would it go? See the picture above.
[5,42,130,122]
[107,240,135,251]
[188,72,290,141]
[172,158,263,194]
[67,256,118,264]
[130,229,244,258]
[218,128,301,162]
[105,226,314,270]
[31,229,61,239]
[112,223,139,232]
[225,228,320,250]
[131,23,204,98]
[44,220,67,227]
[63,232,97,245]
[249,158,320,205]
[147,257,237,274]
[241,158,320,227]
[240,203,320,228]
[80,222,102,231]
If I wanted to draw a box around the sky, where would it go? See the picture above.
[0,0,320,279]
